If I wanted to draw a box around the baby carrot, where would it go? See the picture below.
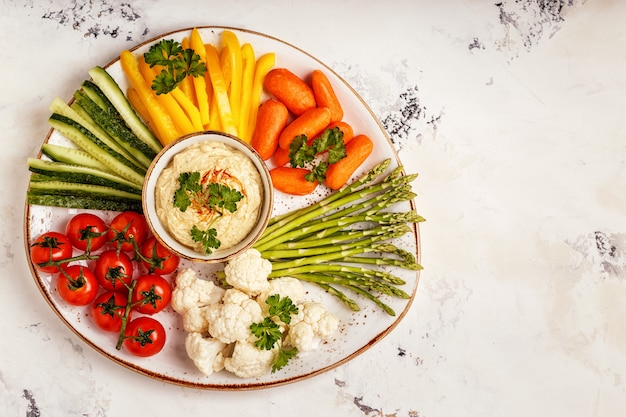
[264,68,316,116]
[272,146,290,167]
[324,134,374,190]
[328,121,354,144]
[270,166,318,195]
[278,106,331,150]
[311,69,343,123]
[251,99,289,160]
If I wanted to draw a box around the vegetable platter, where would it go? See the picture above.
[24,26,422,390]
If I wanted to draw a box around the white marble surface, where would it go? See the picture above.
[2,0,625,415]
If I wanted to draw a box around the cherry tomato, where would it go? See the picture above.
[139,237,180,275]
[107,211,149,252]
[94,250,134,292]
[123,316,166,357]
[131,274,172,315]
[56,265,99,306]
[65,213,108,252]
[30,232,73,273]
[91,292,129,332]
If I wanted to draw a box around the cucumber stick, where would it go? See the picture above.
[48,113,145,186]
[88,66,163,154]
[41,143,112,173]
[50,97,146,172]
[27,192,142,212]
[28,179,143,211]
[78,81,157,167]
[28,158,142,194]
[29,180,141,201]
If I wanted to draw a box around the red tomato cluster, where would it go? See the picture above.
[29,211,180,357]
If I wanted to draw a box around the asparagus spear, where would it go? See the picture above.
[251,159,425,315]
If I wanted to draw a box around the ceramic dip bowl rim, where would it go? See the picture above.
[142,130,274,263]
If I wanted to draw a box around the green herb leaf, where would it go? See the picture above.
[144,39,183,67]
[287,128,346,183]
[173,172,242,215]
[207,183,243,213]
[250,295,299,351]
[266,294,299,324]
[250,317,282,350]
[144,39,207,95]
[305,161,329,183]
[174,172,201,212]
[190,225,220,255]
[288,135,315,168]
[313,127,346,164]
[180,49,207,78]
[272,347,298,373]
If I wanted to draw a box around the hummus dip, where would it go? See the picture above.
[155,141,263,254]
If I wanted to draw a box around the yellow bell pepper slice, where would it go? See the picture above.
[205,64,220,131]
[219,48,233,99]
[126,87,154,129]
[189,28,211,127]
[120,50,180,145]
[221,30,243,134]
[205,43,237,136]
[238,43,256,142]
[169,87,204,132]
[247,52,275,141]
[179,37,197,105]
[139,58,196,136]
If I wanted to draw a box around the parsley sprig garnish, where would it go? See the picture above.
[173,171,244,255]
[190,225,220,256]
[250,294,300,372]
[288,127,347,182]
[144,39,207,95]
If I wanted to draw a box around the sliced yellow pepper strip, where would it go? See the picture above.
[120,50,180,145]
[238,43,256,142]
[179,36,198,106]
[219,48,233,103]
[189,28,211,127]
[204,56,219,131]
[247,52,275,141]
[208,90,222,131]
[126,87,154,129]
[205,43,237,136]
[170,87,204,131]
[139,58,196,136]
[221,30,243,134]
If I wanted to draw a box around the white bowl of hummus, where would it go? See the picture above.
[142,131,273,263]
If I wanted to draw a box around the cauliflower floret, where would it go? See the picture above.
[206,288,264,344]
[285,302,339,352]
[171,269,224,314]
[224,248,271,296]
[181,305,211,333]
[257,277,305,315]
[185,332,228,376]
[224,340,278,378]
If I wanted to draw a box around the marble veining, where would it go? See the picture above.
[40,1,149,41]
[2,0,625,416]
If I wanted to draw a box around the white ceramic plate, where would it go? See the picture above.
[24,26,421,390]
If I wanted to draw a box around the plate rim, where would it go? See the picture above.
[23,25,422,390]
